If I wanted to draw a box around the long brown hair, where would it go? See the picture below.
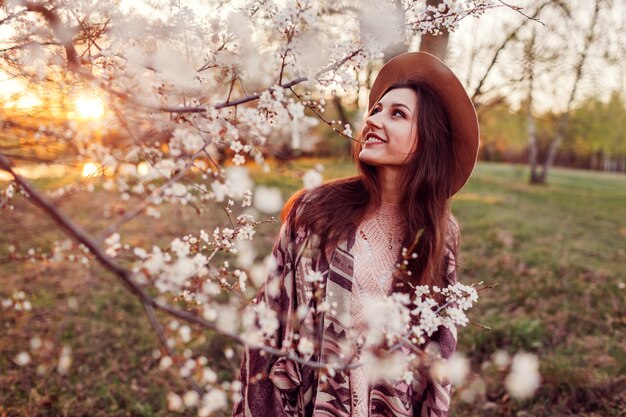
[282,80,459,290]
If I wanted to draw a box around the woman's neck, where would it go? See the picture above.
[377,167,402,204]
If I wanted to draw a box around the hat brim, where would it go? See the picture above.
[368,52,480,197]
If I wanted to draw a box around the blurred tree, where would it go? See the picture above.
[477,97,526,161]
[568,92,626,171]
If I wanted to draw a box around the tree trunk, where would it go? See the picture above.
[418,0,450,61]
[528,113,541,184]
[589,152,596,170]
[539,131,563,182]
[333,96,348,128]
[332,96,351,153]
[525,29,541,184]
[603,148,610,171]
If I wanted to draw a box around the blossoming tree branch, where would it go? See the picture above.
[0,0,534,413]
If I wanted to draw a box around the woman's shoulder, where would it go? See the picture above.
[280,188,312,224]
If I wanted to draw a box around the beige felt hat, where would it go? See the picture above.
[368,51,480,196]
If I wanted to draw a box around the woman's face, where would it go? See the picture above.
[358,87,418,168]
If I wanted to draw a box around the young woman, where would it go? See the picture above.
[233,52,480,417]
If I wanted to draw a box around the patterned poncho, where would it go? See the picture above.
[233,201,458,417]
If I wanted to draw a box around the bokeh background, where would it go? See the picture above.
[1,0,624,416]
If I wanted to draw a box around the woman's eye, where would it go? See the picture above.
[370,107,404,117]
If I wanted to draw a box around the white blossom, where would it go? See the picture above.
[224,348,234,359]
[142,246,166,275]
[459,376,487,403]
[363,351,412,384]
[505,352,541,399]
[170,127,206,155]
[30,336,42,350]
[249,257,272,288]
[225,167,254,200]
[202,367,217,384]
[492,349,511,370]
[431,352,470,386]
[104,233,121,257]
[57,345,72,375]
[361,293,411,347]
[182,390,199,407]
[167,183,188,199]
[179,325,192,343]
[230,140,244,153]
[242,301,279,345]
[253,186,283,214]
[233,154,246,166]
[298,337,315,356]
[341,124,353,137]
[216,304,239,334]
[235,269,248,292]
[237,224,256,240]
[303,169,323,190]
[235,239,256,268]
[133,247,148,259]
[159,356,173,370]
[199,388,227,416]
[14,351,31,366]
[167,392,184,412]
[146,206,161,219]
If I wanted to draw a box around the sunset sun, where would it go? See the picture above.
[74,95,105,120]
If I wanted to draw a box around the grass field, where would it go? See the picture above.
[1,160,625,416]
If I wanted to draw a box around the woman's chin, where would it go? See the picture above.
[358,149,380,166]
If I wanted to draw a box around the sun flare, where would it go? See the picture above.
[75,95,105,120]
[136,162,151,177]
[82,162,101,177]
[14,93,42,109]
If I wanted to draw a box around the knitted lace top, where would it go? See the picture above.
[350,201,404,417]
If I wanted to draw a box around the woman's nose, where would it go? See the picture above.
[365,113,382,129]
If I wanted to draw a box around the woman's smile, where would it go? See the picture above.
[364,132,386,144]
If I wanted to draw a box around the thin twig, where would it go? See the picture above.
[289,87,360,144]
[469,321,492,330]
[158,77,307,113]
[498,0,545,24]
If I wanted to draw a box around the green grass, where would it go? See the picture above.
[452,163,626,416]
[1,160,625,416]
